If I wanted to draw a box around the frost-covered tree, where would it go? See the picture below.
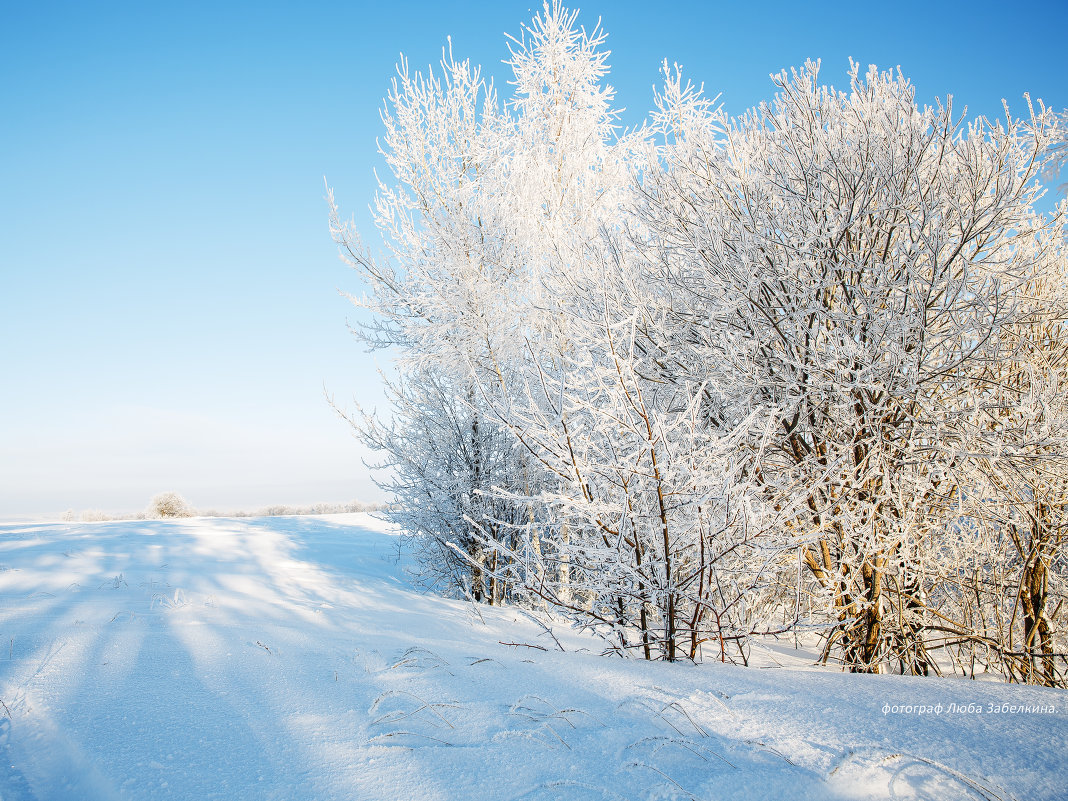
[328,2,629,600]
[147,492,194,519]
[475,252,790,660]
[1040,108,1068,193]
[327,33,535,600]
[637,60,1065,673]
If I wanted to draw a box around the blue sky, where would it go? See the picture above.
[2,0,1066,518]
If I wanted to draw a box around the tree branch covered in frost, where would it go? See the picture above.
[331,2,1068,683]
[1039,107,1068,193]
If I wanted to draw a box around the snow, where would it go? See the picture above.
[0,514,1064,800]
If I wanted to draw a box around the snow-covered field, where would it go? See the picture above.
[0,514,1064,800]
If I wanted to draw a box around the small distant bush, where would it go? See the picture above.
[147,492,194,519]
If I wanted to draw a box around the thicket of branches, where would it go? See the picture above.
[331,2,1068,685]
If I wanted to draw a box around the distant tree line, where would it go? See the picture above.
[63,494,383,522]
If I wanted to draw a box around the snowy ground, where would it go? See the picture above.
[0,515,1064,800]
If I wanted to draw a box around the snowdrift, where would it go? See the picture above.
[0,515,1063,800]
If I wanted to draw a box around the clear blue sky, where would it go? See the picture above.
[2,0,1065,518]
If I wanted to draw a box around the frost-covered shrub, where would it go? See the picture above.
[147,492,194,519]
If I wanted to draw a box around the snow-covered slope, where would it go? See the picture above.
[0,515,1064,800]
